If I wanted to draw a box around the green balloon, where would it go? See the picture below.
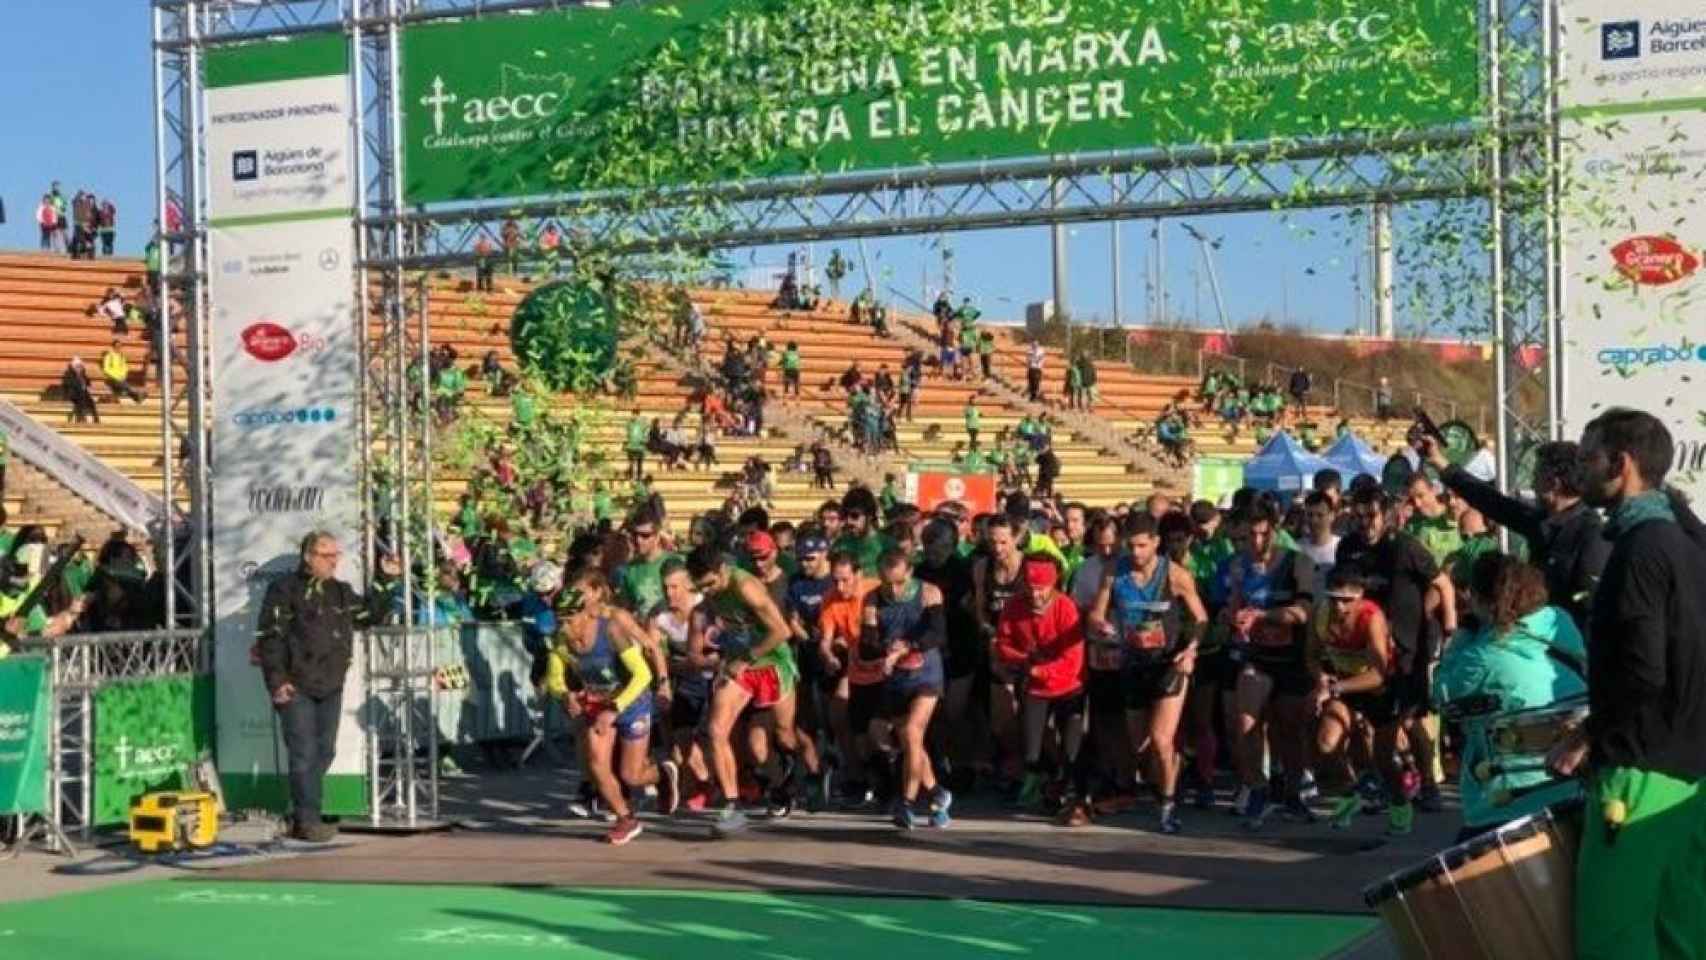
[509,279,620,393]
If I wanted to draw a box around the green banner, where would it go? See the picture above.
[0,656,50,816]
[93,675,214,826]
[1192,456,1246,505]
[401,0,1479,204]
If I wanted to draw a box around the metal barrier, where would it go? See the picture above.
[362,625,446,831]
[11,629,210,853]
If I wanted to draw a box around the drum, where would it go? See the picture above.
[1363,800,1582,960]
[1488,696,1589,757]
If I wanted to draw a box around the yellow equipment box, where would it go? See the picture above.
[128,791,219,853]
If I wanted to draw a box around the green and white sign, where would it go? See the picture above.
[401,0,1480,203]
[1192,456,1246,505]
[205,37,367,816]
[92,676,214,826]
[1558,0,1706,507]
[0,656,50,817]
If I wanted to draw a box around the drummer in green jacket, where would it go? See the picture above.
[1433,553,1586,842]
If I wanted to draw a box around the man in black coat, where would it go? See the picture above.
[256,532,396,841]
[1420,436,1608,633]
[1547,409,1706,959]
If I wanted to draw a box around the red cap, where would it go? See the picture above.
[745,530,777,559]
[1024,557,1059,589]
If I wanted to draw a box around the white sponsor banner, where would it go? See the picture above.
[206,73,353,222]
[206,60,367,812]
[1559,1,1706,500]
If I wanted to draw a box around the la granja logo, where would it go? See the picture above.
[241,321,298,362]
[1611,235,1700,286]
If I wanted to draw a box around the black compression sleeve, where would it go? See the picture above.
[914,604,947,652]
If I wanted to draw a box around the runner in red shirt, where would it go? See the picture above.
[996,557,1088,822]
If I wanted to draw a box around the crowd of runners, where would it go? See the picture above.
[536,416,1627,849]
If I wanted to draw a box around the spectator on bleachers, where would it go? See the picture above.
[1026,340,1046,401]
[70,191,94,260]
[624,409,648,481]
[97,198,117,257]
[434,358,467,425]
[963,395,981,448]
[811,442,835,490]
[1066,354,1084,410]
[1288,367,1311,417]
[500,218,522,273]
[838,360,863,395]
[1375,376,1394,420]
[780,341,801,398]
[896,356,918,423]
[956,314,978,379]
[101,341,145,404]
[62,357,99,424]
[36,194,60,252]
[95,288,129,335]
[933,291,953,327]
[772,262,801,311]
[870,298,889,337]
[480,350,511,396]
[144,235,162,289]
[473,235,496,292]
[826,249,848,301]
[48,183,69,251]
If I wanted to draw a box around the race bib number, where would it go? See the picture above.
[1252,620,1292,649]
[1126,624,1168,652]
[1088,642,1124,672]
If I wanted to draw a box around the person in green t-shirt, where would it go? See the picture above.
[879,474,902,516]
[833,489,892,573]
[618,512,679,615]
[780,341,802,398]
[624,409,649,481]
[455,494,481,540]
[977,330,996,379]
[1066,359,1084,410]
[962,446,988,473]
[510,387,539,430]
[963,397,981,447]
[1404,473,1463,566]
[957,321,979,379]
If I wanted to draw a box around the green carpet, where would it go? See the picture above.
[0,880,1374,958]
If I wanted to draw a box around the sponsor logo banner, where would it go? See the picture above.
[0,656,50,817]
[91,676,214,826]
[207,40,366,816]
[400,0,1479,203]
[1561,0,1706,509]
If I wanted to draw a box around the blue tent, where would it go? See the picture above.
[1322,432,1389,481]
[1243,431,1336,498]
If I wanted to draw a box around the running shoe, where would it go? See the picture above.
[1356,773,1389,815]
[1057,800,1092,828]
[657,760,681,816]
[1092,792,1137,816]
[1015,772,1044,810]
[1399,767,1421,803]
[1229,785,1251,817]
[1193,784,1216,811]
[1415,783,1445,814]
[807,770,832,814]
[711,803,749,838]
[766,786,795,820]
[1298,770,1320,803]
[605,816,643,846]
[1387,802,1415,838]
[1158,802,1183,835]
[567,787,608,822]
[892,799,920,831]
[1280,794,1318,824]
[930,785,954,818]
[1329,794,1361,831]
[1242,785,1270,831]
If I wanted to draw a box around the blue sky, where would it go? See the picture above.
[0,3,1473,338]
